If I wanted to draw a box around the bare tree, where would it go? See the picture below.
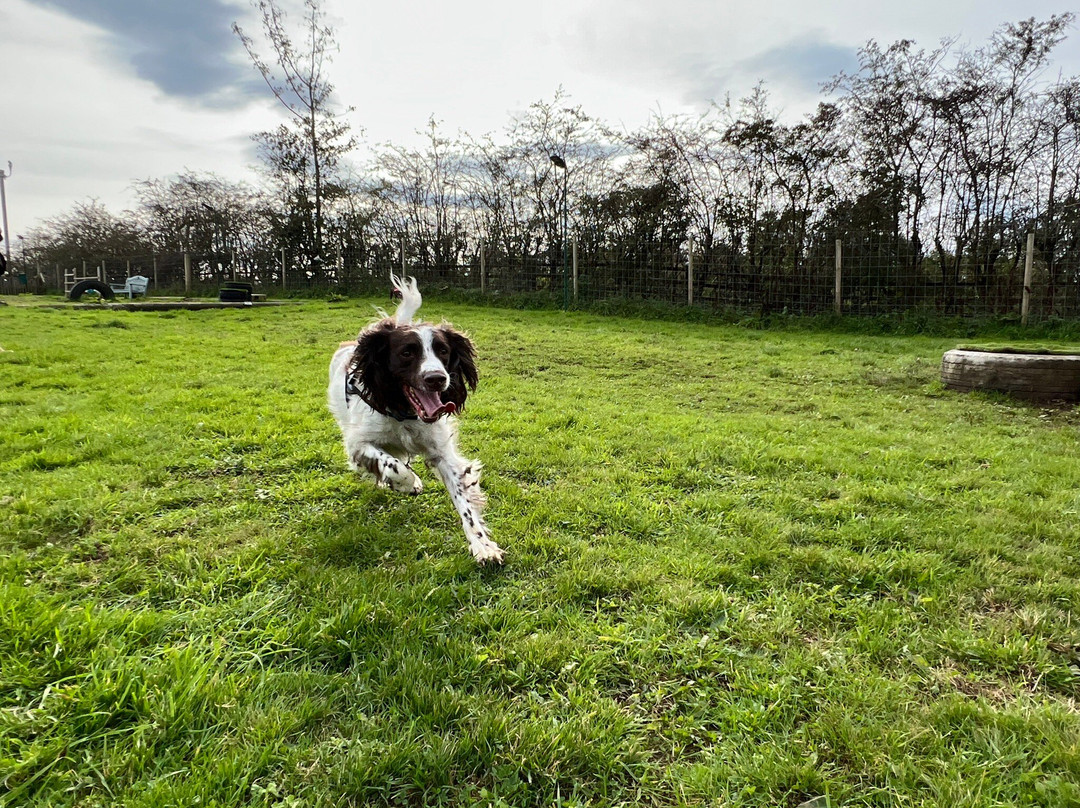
[22,200,148,273]
[1033,77,1080,312]
[829,37,952,265]
[233,0,355,265]
[926,15,1073,307]
[133,172,272,256]
[373,118,470,276]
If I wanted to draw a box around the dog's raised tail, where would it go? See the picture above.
[391,273,422,324]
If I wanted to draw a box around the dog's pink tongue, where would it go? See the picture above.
[413,388,456,419]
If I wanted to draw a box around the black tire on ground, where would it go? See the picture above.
[941,349,1080,402]
[69,280,116,301]
[218,287,252,302]
[221,281,254,293]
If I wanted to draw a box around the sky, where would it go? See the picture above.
[2,0,1079,241]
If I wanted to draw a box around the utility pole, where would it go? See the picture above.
[0,162,12,262]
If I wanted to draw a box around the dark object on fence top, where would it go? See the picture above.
[941,348,1080,402]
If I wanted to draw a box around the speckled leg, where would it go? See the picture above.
[429,453,503,564]
[348,444,422,495]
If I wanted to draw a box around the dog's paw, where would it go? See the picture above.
[389,471,423,496]
[470,537,504,566]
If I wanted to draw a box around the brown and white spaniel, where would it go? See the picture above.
[327,276,503,565]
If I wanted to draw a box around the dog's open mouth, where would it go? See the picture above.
[403,384,457,423]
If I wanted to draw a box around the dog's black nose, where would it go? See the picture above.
[423,372,448,391]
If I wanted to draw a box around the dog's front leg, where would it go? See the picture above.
[429,453,503,565]
[348,443,422,495]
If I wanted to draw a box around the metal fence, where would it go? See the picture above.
[8,232,1080,322]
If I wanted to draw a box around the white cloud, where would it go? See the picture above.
[2,0,278,236]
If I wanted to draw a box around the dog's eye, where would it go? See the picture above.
[435,344,449,356]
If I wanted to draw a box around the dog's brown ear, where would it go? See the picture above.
[350,320,397,415]
[440,326,478,412]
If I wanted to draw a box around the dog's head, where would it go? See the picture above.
[348,320,478,421]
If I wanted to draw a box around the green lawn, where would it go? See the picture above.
[2,298,1079,807]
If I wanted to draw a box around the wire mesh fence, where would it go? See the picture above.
[12,230,1080,322]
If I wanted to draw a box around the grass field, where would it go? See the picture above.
[2,297,1080,807]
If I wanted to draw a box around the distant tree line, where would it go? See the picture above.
[17,12,1080,313]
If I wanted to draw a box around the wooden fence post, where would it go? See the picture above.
[834,239,843,316]
[183,252,192,296]
[572,237,578,301]
[687,237,695,306]
[480,243,486,294]
[281,248,286,290]
[1022,232,1035,326]
[152,255,158,290]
